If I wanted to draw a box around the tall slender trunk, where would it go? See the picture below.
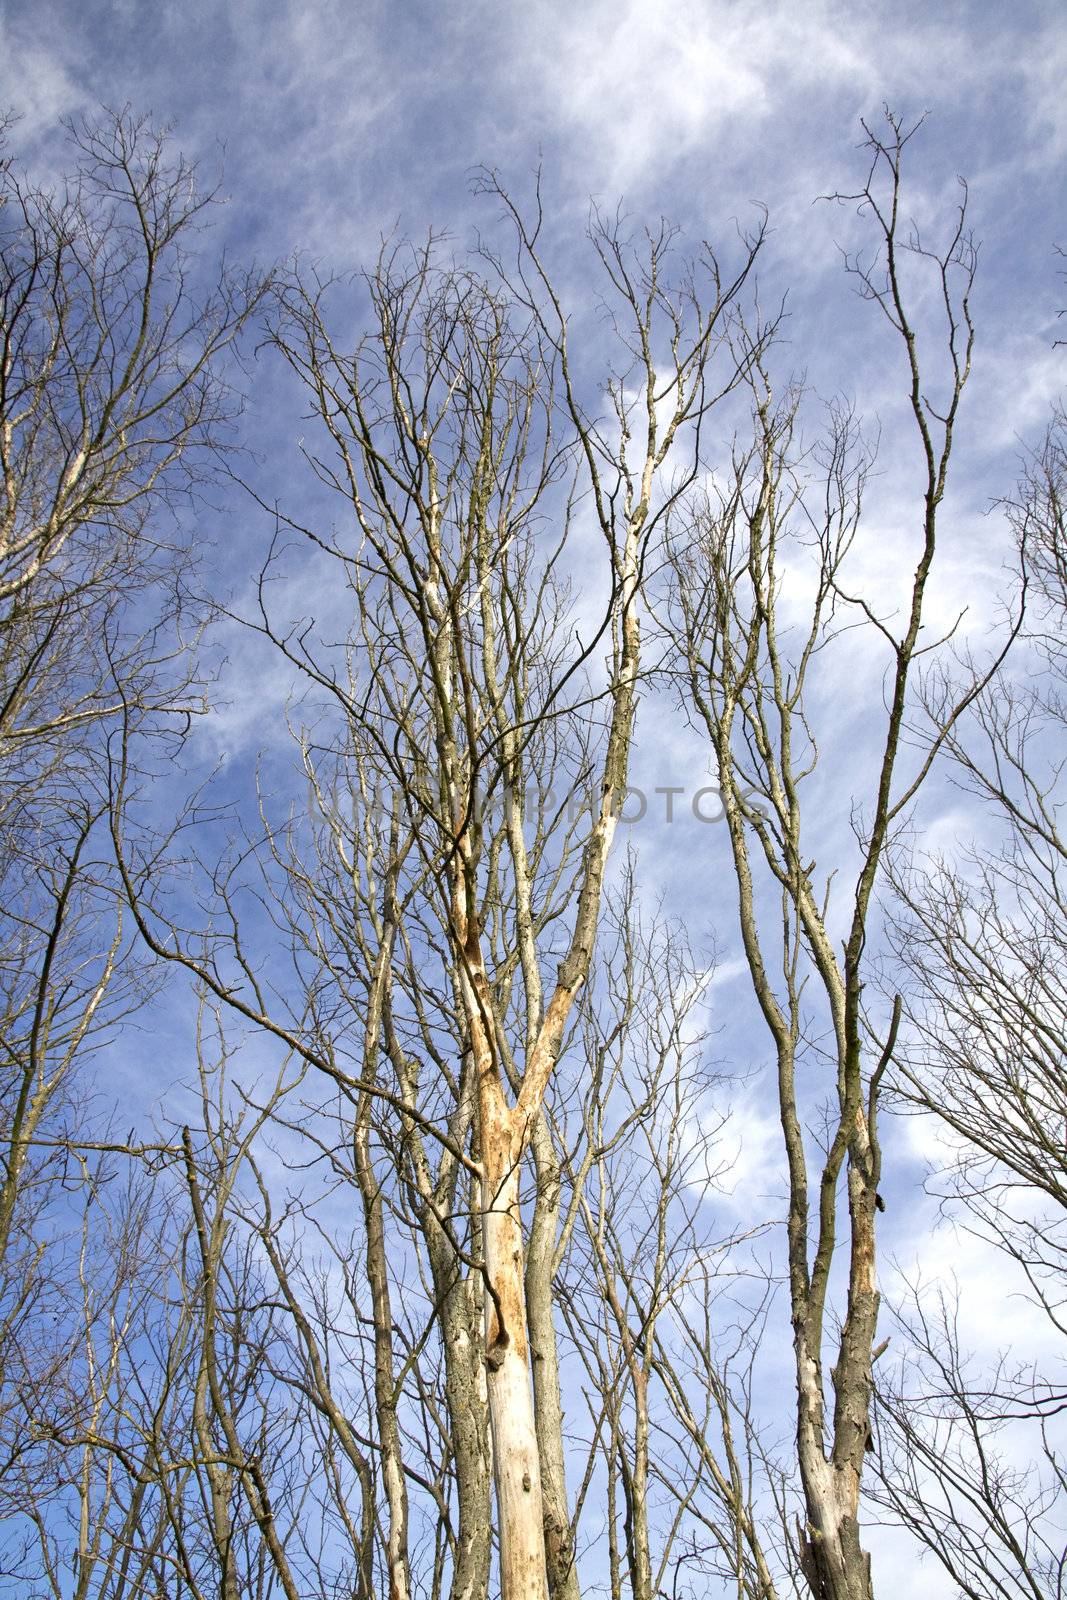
[192,1360,239,1599]
[526,1119,579,1600]
[425,1210,493,1600]
[182,1130,302,1600]
[623,1362,652,1600]
[354,1113,412,1600]
[794,1168,878,1600]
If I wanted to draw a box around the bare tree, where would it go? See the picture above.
[0,103,266,1247]
[666,113,1002,1600]
[551,870,783,1600]
[4,1023,376,1600]
[114,188,766,1597]
[0,107,264,782]
[0,109,266,1574]
[868,416,1067,1597]
[889,414,1067,1265]
[871,1280,1066,1600]
[256,201,768,1600]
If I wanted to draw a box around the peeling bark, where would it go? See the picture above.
[481,1121,550,1600]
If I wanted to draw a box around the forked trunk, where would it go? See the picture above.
[795,1449,873,1600]
[794,1172,879,1600]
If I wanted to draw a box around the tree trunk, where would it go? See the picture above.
[795,1447,872,1600]
[794,1170,878,1600]
[425,1211,493,1600]
[482,1121,550,1600]
[354,1116,412,1600]
[526,1119,580,1600]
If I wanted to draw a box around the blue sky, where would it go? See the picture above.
[4,1,1064,286]
[5,0,1061,644]
[3,2,1064,1591]
[5,1,1061,592]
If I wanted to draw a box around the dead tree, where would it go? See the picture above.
[0,110,266,1576]
[667,113,995,1600]
[116,189,765,1597]
[0,105,265,1270]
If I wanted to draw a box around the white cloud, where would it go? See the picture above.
[0,17,84,140]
